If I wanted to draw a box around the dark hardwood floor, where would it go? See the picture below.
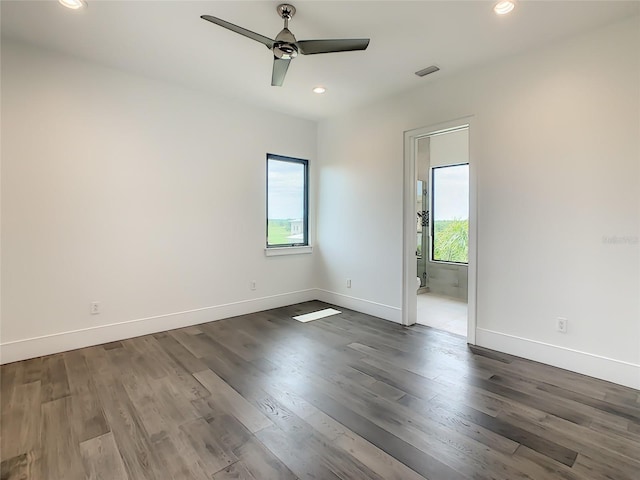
[1,301,639,479]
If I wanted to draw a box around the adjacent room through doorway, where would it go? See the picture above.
[415,127,469,336]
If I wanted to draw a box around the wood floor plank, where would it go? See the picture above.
[40,397,85,479]
[604,390,640,408]
[0,381,41,461]
[181,325,204,335]
[308,372,540,480]
[469,375,591,426]
[206,411,254,452]
[84,348,166,480]
[40,354,70,403]
[301,387,469,480]
[397,393,520,456]
[113,345,204,428]
[429,374,516,417]
[141,335,211,403]
[153,331,207,374]
[430,395,579,466]
[231,436,298,480]
[0,451,40,480]
[589,415,640,444]
[303,408,427,480]
[178,417,238,475]
[169,329,217,359]
[261,331,565,480]
[512,445,585,480]
[193,369,273,433]
[199,324,265,362]
[0,362,19,404]
[79,432,129,480]
[255,425,343,480]
[245,386,391,480]
[101,341,124,350]
[348,340,491,381]
[350,355,443,401]
[121,336,170,380]
[572,451,640,480]
[535,377,640,422]
[110,347,174,443]
[151,435,211,480]
[21,357,44,385]
[498,401,640,467]
[63,350,110,443]
[266,359,524,478]
[475,350,632,402]
[200,344,273,408]
[488,370,640,429]
[628,420,640,435]
[149,375,202,425]
[212,460,258,480]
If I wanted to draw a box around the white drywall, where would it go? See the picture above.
[1,40,317,360]
[316,17,640,387]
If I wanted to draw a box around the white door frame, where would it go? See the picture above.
[402,116,477,344]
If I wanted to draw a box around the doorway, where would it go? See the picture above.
[402,118,477,344]
[416,130,469,336]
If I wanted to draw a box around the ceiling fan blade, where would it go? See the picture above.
[271,57,291,87]
[201,15,274,49]
[296,38,370,55]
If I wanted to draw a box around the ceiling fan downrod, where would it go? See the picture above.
[277,4,296,24]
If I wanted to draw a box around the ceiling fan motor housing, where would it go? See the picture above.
[274,27,298,59]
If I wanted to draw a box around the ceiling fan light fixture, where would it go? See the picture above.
[312,86,326,94]
[493,1,515,15]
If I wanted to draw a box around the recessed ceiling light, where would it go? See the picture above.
[312,86,326,94]
[494,1,515,15]
[59,0,87,10]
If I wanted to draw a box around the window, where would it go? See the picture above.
[266,154,308,248]
[431,163,469,263]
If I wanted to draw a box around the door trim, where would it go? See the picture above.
[402,116,477,345]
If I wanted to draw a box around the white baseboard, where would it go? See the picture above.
[5,294,637,391]
[476,328,640,390]
[314,289,402,324]
[0,289,317,364]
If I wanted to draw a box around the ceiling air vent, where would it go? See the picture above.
[415,65,440,77]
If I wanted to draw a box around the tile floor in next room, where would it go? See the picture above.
[417,291,468,337]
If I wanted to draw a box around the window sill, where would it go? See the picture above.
[264,246,313,257]
[428,259,469,267]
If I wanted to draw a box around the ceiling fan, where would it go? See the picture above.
[201,4,370,87]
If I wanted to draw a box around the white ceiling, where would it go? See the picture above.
[2,1,638,120]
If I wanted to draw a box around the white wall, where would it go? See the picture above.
[1,40,317,362]
[316,17,640,388]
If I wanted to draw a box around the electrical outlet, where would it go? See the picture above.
[556,317,567,333]
[90,302,101,315]
[346,279,351,288]
[250,280,256,291]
